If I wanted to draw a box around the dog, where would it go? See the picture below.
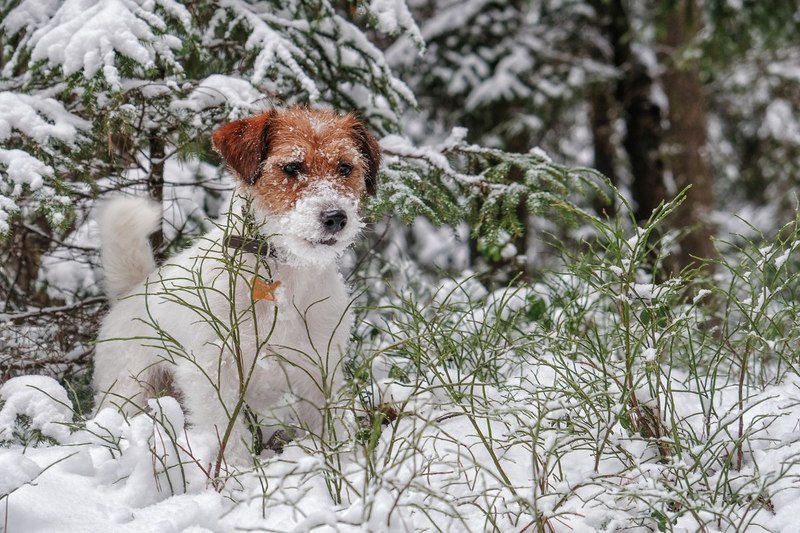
[93,107,380,463]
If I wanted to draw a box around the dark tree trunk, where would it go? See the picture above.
[621,62,668,223]
[589,89,617,215]
[148,133,165,260]
[660,0,716,272]
[1,217,52,311]
[592,0,668,223]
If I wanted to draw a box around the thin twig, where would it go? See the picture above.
[0,296,106,322]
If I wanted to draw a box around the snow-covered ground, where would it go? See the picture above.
[4,278,800,533]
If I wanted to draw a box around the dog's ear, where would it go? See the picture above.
[350,119,381,196]
[211,111,275,185]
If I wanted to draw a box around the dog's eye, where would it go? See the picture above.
[337,163,352,177]
[282,162,302,176]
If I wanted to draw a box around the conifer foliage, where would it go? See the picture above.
[0,0,591,309]
[0,0,597,381]
[0,0,413,238]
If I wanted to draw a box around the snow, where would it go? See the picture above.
[419,0,493,42]
[38,218,101,303]
[1,0,799,530]
[0,454,41,495]
[630,282,662,300]
[0,376,73,444]
[369,0,424,50]
[18,0,185,88]
[0,149,53,194]
[380,133,476,184]
[117,157,223,241]
[465,47,533,110]
[3,371,800,531]
[4,236,800,531]
[226,2,320,101]
[642,346,657,362]
[408,218,470,270]
[1,0,62,35]
[0,91,90,229]
[774,248,792,269]
[761,99,800,144]
[0,194,16,234]
[0,92,88,145]
[693,288,712,304]
[0,91,89,233]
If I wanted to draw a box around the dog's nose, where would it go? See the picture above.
[321,209,347,234]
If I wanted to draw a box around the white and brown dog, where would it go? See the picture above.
[93,107,380,462]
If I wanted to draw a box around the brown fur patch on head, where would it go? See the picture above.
[211,110,274,184]
[348,117,381,196]
[212,107,381,214]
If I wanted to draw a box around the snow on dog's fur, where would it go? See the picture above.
[93,107,380,463]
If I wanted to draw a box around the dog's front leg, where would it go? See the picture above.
[175,351,256,467]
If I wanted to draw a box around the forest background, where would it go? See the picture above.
[1,1,800,531]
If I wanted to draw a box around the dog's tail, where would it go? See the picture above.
[98,197,161,300]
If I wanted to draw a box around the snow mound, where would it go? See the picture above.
[0,454,42,495]
[0,375,73,444]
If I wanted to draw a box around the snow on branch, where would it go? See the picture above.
[3,0,188,89]
[0,92,89,145]
[0,92,90,234]
[368,0,425,51]
[169,75,268,117]
[219,0,321,101]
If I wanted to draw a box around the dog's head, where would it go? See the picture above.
[212,107,381,266]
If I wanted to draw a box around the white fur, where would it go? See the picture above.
[98,197,161,299]
[93,191,357,464]
[260,182,364,267]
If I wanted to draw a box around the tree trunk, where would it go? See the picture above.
[660,0,716,272]
[1,217,52,310]
[148,133,165,260]
[621,62,668,223]
[592,0,668,223]
[589,88,617,215]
